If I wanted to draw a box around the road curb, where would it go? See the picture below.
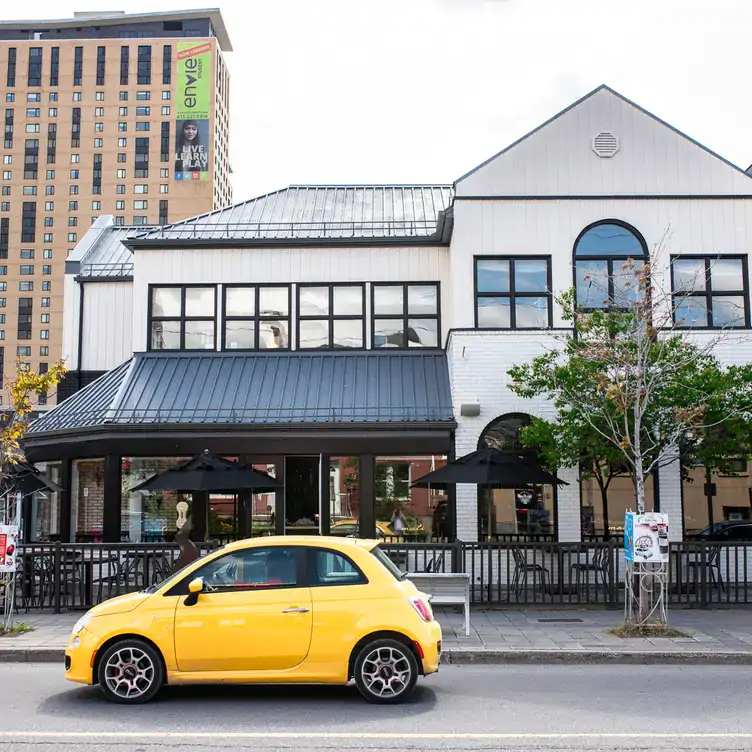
[3,647,752,665]
[442,649,752,665]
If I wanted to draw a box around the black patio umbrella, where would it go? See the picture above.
[129,451,282,493]
[411,447,567,488]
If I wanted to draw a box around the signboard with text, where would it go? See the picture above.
[624,512,669,563]
[174,41,212,182]
[0,524,19,573]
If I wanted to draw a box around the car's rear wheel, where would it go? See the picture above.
[97,639,164,704]
[353,638,418,704]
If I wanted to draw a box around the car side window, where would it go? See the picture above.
[308,548,367,587]
[176,547,300,593]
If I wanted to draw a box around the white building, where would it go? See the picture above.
[23,85,752,546]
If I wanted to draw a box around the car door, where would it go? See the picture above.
[173,545,312,673]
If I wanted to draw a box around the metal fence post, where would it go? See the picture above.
[608,540,618,607]
[700,543,708,609]
[53,542,61,614]
[451,540,462,573]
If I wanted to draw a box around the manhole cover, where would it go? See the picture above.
[537,618,584,623]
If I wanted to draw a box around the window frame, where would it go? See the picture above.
[572,219,649,312]
[370,281,442,350]
[304,547,368,588]
[296,282,367,351]
[670,254,750,330]
[473,256,553,330]
[221,283,292,352]
[147,283,218,351]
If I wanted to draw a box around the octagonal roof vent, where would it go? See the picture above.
[592,132,620,158]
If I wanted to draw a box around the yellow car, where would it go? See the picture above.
[330,519,395,537]
[65,536,442,705]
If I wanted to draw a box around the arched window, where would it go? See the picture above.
[573,221,648,309]
[477,414,556,540]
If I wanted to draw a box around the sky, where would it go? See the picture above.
[14,0,752,202]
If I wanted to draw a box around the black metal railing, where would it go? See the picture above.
[11,539,752,612]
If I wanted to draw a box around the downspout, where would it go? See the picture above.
[77,281,85,392]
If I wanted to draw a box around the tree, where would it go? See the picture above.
[508,252,752,519]
[1,360,66,632]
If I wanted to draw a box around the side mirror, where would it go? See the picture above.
[184,577,204,607]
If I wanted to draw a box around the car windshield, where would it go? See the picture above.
[370,545,407,580]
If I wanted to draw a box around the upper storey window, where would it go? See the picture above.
[149,285,215,350]
[574,221,647,309]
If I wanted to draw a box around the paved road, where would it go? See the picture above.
[2,664,751,751]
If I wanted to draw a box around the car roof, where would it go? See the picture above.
[221,535,380,553]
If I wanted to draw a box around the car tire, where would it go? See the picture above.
[97,638,165,705]
[353,638,419,704]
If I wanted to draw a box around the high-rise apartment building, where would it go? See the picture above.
[0,10,232,403]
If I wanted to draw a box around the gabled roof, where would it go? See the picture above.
[127,185,454,246]
[28,351,455,435]
[455,84,752,197]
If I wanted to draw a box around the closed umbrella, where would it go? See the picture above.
[129,450,281,493]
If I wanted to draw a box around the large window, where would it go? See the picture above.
[672,256,749,328]
[475,257,551,328]
[297,284,365,349]
[372,283,439,348]
[682,463,751,537]
[222,285,290,350]
[574,221,647,309]
[149,285,216,350]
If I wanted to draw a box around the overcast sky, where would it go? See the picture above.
[16,0,752,201]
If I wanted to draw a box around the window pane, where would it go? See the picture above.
[299,319,329,348]
[259,286,289,316]
[515,297,548,327]
[225,287,254,317]
[711,258,744,292]
[476,259,509,293]
[575,260,609,308]
[407,318,438,347]
[184,319,214,349]
[151,287,180,317]
[373,285,403,315]
[333,319,363,348]
[185,287,215,317]
[674,296,708,327]
[259,320,289,349]
[407,285,438,315]
[514,260,547,292]
[613,259,644,304]
[711,296,746,327]
[477,296,510,327]
[373,319,405,348]
[673,259,706,292]
[224,320,255,349]
[310,549,364,586]
[299,286,329,316]
[333,286,362,316]
[150,320,180,349]
[574,223,644,257]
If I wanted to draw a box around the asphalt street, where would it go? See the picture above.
[1,664,750,751]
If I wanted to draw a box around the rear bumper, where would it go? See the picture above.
[420,621,442,675]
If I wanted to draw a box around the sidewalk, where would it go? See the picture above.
[4,607,752,664]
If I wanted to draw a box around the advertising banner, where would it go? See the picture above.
[624,512,669,563]
[174,41,212,182]
[0,524,19,573]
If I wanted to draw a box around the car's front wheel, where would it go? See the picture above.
[353,638,419,704]
[97,639,164,704]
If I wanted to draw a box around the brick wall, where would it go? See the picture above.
[73,459,105,538]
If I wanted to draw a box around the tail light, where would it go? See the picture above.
[409,596,433,622]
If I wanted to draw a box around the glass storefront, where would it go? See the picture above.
[71,458,105,542]
[580,473,655,538]
[27,461,62,542]
[683,463,751,536]
[479,485,556,539]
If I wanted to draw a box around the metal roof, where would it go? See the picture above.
[77,226,149,278]
[28,352,455,435]
[129,185,454,243]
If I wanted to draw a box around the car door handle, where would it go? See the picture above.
[282,607,310,614]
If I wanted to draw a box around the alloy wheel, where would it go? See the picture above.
[102,645,156,700]
[360,646,413,698]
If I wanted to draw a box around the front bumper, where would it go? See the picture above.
[65,628,102,685]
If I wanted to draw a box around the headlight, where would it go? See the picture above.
[72,612,93,634]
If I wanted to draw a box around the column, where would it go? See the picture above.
[657,455,683,542]
[555,465,581,542]
[189,491,208,542]
[59,459,73,543]
[273,458,285,535]
[319,454,331,535]
[102,455,122,542]
[358,454,376,538]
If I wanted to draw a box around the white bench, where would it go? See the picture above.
[407,572,471,637]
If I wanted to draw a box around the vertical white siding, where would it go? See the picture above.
[62,275,81,369]
[81,282,133,371]
[455,88,752,197]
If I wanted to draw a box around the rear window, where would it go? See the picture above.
[370,545,405,580]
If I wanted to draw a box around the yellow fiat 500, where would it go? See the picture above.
[65,536,442,705]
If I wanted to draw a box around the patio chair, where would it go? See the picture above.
[686,545,724,592]
[570,546,612,592]
[422,552,446,573]
[511,547,551,598]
